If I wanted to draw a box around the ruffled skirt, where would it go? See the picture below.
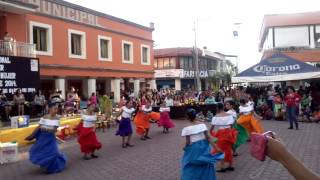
[158,112,175,129]
[211,128,237,163]
[115,117,133,136]
[237,114,263,134]
[29,130,67,174]
[134,111,151,135]
[76,122,102,154]
[181,140,224,180]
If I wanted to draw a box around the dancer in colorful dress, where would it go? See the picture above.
[181,108,224,180]
[25,98,66,174]
[237,99,264,134]
[75,102,102,160]
[134,100,153,140]
[157,102,175,133]
[210,103,237,172]
[225,101,248,156]
[115,100,135,148]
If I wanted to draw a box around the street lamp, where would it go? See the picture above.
[193,20,201,91]
[233,22,242,74]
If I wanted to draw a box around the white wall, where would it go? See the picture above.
[274,26,309,47]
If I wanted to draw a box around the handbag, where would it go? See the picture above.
[250,133,268,161]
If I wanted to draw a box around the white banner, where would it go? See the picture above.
[232,72,320,83]
[155,69,184,78]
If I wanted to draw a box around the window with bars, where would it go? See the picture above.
[33,26,48,52]
[100,39,109,59]
[142,47,149,63]
[68,29,86,59]
[123,43,131,61]
[71,33,82,55]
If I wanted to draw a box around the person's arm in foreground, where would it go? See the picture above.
[267,137,320,180]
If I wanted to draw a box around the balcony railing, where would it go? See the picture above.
[0,40,36,58]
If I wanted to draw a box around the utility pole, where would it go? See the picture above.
[193,20,201,91]
[233,22,241,75]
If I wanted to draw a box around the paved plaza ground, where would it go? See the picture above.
[1,120,320,180]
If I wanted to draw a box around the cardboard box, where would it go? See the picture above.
[10,116,30,128]
[0,142,19,164]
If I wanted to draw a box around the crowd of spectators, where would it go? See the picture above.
[1,82,320,125]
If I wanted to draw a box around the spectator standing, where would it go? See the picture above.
[165,95,174,107]
[33,90,46,116]
[89,92,98,106]
[14,89,25,116]
[0,90,11,121]
[267,86,275,112]
[284,86,301,130]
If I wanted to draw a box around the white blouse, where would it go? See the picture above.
[181,123,207,143]
[121,106,135,118]
[165,98,174,107]
[81,114,97,128]
[226,109,237,121]
[211,115,234,130]
[239,105,253,115]
[39,118,60,130]
[142,105,152,113]
[159,107,170,112]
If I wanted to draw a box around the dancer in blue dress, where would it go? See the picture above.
[116,100,136,148]
[181,109,224,180]
[25,98,66,174]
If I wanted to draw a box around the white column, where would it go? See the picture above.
[134,79,140,97]
[111,78,121,103]
[310,25,315,48]
[87,78,96,97]
[175,79,181,91]
[55,78,65,99]
[148,79,156,90]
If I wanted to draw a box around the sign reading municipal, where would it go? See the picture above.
[0,56,40,99]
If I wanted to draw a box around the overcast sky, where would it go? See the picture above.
[66,0,320,71]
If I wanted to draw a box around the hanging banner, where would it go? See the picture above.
[0,56,40,100]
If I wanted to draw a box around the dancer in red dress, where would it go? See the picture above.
[75,102,102,160]
[157,103,175,133]
[211,103,237,172]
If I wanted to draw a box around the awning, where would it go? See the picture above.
[232,54,320,83]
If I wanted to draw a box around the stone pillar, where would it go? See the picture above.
[87,78,96,98]
[175,79,181,91]
[134,79,140,97]
[55,78,66,99]
[148,79,156,90]
[111,78,121,103]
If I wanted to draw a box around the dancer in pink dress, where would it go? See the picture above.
[158,103,175,133]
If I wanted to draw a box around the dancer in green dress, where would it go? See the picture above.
[225,101,249,155]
